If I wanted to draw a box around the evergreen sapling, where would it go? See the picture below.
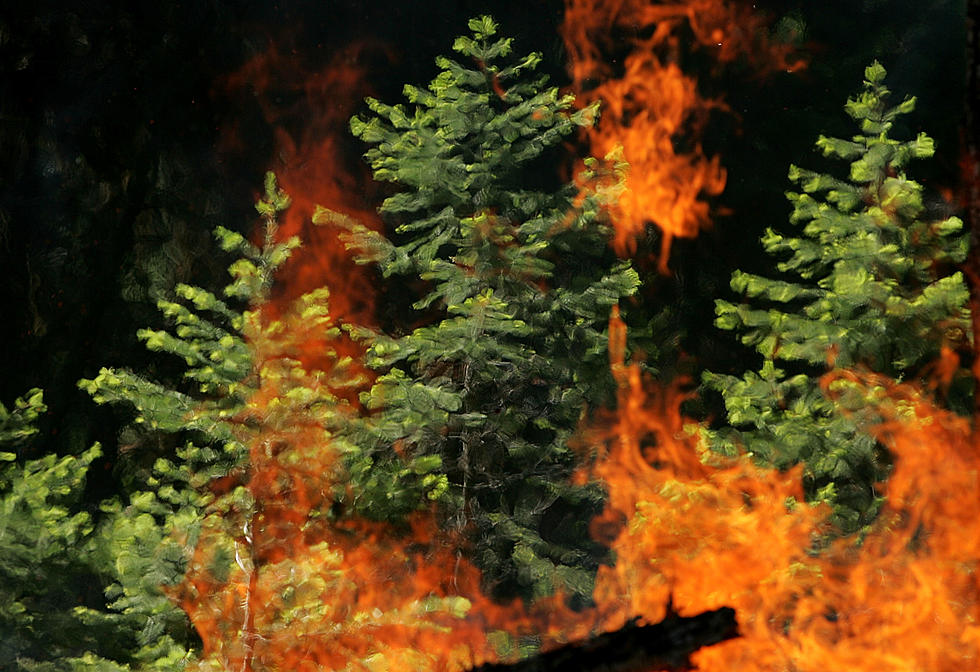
[81,173,367,668]
[702,62,970,534]
[0,389,141,671]
[323,15,639,606]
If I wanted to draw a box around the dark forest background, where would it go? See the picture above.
[0,0,968,502]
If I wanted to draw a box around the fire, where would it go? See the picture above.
[591,342,979,671]
[177,302,980,670]
[215,37,397,401]
[587,307,830,662]
[561,0,802,270]
[218,40,385,329]
[178,5,977,671]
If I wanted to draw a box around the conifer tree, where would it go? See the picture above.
[0,389,136,671]
[77,176,295,666]
[80,172,298,465]
[702,62,970,534]
[324,15,639,606]
[83,173,496,669]
[81,173,369,668]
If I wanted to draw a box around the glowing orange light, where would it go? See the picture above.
[217,42,386,380]
[176,6,976,670]
[561,0,803,271]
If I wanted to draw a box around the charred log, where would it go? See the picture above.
[468,603,738,672]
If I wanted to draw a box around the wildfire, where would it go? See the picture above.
[592,345,979,671]
[218,40,386,328]
[561,0,802,270]
[179,4,977,671]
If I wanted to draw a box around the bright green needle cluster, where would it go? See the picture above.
[703,62,970,535]
[328,16,639,606]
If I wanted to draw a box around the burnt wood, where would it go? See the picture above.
[468,603,738,672]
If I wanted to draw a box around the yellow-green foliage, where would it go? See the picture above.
[703,62,970,535]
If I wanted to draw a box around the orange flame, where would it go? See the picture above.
[176,299,979,669]
[589,339,979,671]
[587,307,831,660]
[561,0,803,270]
[216,39,394,401]
[176,7,976,670]
[218,41,386,325]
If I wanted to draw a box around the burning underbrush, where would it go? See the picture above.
[177,302,978,670]
[180,3,978,670]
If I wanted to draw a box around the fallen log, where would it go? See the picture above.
[469,602,738,672]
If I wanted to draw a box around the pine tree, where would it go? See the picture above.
[322,15,639,606]
[80,173,377,669]
[77,175,296,670]
[702,62,970,534]
[0,389,138,671]
[80,172,298,465]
